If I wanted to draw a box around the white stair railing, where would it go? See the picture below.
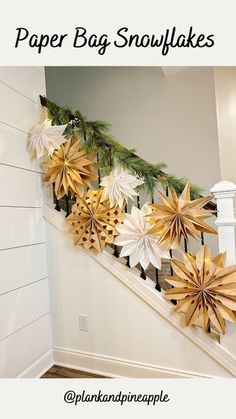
[211,180,236,355]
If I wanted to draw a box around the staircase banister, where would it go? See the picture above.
[39,95,216,210]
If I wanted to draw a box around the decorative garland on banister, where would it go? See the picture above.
[39,95,212,204]
[25,95,236,337]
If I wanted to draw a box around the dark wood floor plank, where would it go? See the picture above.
[41,365,106,379]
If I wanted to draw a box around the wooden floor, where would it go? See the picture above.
[41,365,106,379]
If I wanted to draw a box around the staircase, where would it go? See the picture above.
[40,94,236,377]
[43,181,236,378]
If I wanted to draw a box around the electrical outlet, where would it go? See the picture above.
[79,314,88,332]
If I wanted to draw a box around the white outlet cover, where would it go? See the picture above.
[79,314,88,332]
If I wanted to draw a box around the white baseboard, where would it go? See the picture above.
[53,347,220,378]
[17,349,54,378]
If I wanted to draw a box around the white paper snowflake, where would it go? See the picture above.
[100,165,144,208]
[114,204,169,270]
[27,120,68,160]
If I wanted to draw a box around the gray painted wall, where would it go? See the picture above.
[45,66,220,194]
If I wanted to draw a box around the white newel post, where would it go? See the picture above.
[211,181,236,265]
[211,180,236,355]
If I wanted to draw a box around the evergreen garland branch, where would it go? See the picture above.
[39,95,213,205]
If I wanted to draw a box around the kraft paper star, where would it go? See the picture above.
[43,134,98,199]
[67,188,124,252]
[165,245,236,334]
[149,182,217,248]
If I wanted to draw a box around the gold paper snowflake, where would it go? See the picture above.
[67,188,124,252]
[43,134,98,199]
[165,245,236,334]
[149,182,217,248]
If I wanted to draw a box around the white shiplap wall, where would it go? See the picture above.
[0,67,52,377]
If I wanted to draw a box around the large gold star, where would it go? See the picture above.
[67,188,124,252]
[43,134,98,199]
[149,182,217,248]
[165,245,236,334]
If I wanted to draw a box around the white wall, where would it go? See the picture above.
[0,67,52,377]
[214,67,236,183]
[46,222,232,378]
[45,66,221,194]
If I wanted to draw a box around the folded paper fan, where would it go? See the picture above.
[67,188,124,252]
[165,245,236,334]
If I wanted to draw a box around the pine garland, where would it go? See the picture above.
[39,95,206,200]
